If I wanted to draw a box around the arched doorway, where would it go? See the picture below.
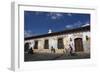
[74,38,84,52]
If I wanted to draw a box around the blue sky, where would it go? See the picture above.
[24,11,90,37]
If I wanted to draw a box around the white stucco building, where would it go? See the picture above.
[24,25,90,54]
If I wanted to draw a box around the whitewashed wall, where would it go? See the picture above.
[25,31,90,54]
[82,31,90,53]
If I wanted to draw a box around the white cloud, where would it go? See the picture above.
[24,30,33,37]
[72,21,90,28]
[47,12,63,20]
[65,21,83,29]
[75,21,81,25]
[65,25,72,28]
[56,13,63,17]
[51,16,57,19]
[67,13,72,16]
[73,21,82,27]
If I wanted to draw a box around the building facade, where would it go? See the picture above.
[24,25,90,54]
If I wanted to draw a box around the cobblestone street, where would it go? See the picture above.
[24,52,90,62]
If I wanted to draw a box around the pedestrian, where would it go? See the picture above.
[69,44,73,56]
[28,42,34,54]
[51,46,55,53]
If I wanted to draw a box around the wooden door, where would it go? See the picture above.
[74,38,83,52]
